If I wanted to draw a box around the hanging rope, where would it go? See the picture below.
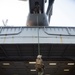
[37,15,41,55]
[36,16,44,75]
[38,27,40,55]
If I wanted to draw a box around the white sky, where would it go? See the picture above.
[0,0,75,27]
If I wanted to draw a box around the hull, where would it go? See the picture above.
[26,14,49,26]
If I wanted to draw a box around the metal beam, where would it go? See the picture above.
[61,45,70,57]
[16,45,22,58]
[0,56,74,61]
[33,44,36,57]
[48,44,53,57]
[0,45,8,57]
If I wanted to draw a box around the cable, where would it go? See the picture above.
[37,15,41,55]
[38,27,40,55]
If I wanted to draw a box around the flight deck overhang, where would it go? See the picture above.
[0,26,75,44]
[0,26,75,61]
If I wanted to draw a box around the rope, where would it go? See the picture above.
[37,15,41,55]
[38,27,40,55]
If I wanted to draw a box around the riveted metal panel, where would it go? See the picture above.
[0,26,75,44]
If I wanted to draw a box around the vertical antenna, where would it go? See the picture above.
[2,19,8,26]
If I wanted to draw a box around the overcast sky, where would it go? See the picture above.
[0,0,75,27]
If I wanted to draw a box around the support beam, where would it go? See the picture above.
[48,44,53,57]
[61,45,70,57]
[0,56,74,61]
[16,45,22,58]
[0,45,8,57]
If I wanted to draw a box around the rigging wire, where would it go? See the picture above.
[38,27,40,55]
[37,15,41,55]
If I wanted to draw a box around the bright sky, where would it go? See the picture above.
[0,0,75,27]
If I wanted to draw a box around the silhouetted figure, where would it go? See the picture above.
[33,2,41,14]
